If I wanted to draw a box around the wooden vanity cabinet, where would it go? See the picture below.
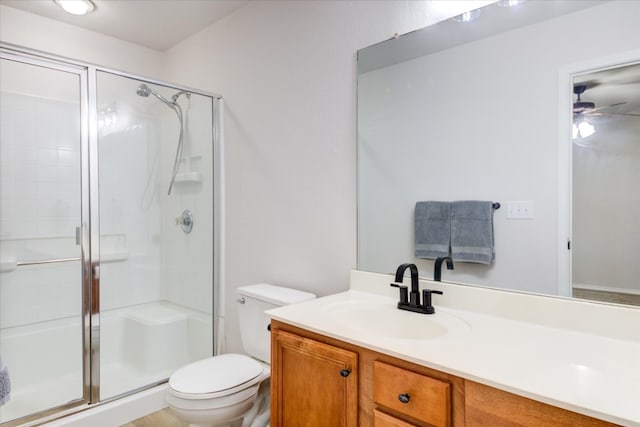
[271,320,463,427]
[270,320,618,427]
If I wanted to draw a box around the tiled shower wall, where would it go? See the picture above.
[0,92,82,328]
[0,92,80,237]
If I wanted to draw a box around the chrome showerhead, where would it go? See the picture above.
[137,83,190,106]
[136,83,175,108]
[136,84,151,97]
[135,82,187,196]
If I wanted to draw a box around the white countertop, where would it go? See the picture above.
[267,270,640,426]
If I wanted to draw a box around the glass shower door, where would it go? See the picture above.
[96,71,213,401]
[0,55,88,423]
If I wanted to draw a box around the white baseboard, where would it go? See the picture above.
[573,283,640,296]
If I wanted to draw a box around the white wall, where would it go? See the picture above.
[0,5,165,81]
[165,0,491,353]
[358,1,640,296]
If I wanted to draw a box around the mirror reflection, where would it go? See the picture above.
[356,0,640,306]
[572,63,640,306]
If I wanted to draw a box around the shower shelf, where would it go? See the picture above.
[174,155,203,183]
[101,251,129,263]
[101,233,128,263]
[174,171,202,183]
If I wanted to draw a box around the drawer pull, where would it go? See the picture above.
[398,393,410,403]
[339,369,351,377]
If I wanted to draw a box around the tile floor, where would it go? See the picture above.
[120,408,187,427]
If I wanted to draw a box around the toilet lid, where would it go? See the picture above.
[169,354,264,395]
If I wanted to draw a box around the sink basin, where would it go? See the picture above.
[325,298,470,340]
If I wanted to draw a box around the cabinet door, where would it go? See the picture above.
[271,329,358,427]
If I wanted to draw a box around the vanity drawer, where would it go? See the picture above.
[374,409,418,427]
[374,361,451,427]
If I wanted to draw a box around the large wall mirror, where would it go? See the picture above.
[357,0,640,307]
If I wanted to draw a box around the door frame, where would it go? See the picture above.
[557,48,640,298]
[0,47,93,425]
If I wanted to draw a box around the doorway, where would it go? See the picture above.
[561,57,640,307]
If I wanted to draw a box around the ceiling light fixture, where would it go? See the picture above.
[54,0,95,16]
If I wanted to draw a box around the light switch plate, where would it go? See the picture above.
[506,201,534,219]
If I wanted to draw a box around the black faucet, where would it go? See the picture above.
[394,263,420,305]
[390,263,443,314]
[434,256,454,282]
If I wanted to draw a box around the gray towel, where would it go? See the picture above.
[0,354,10,406]
[415,201,451,259]
[451,201,494,264]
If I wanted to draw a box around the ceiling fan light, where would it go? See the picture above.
[577,120,596,138]
[54,0,95,16]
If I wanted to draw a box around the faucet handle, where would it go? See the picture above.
[390,283,409,304]
[422,289,443,314]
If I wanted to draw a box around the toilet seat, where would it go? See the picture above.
[168,354,266,400]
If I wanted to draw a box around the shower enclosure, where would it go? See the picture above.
[0,44,220,426]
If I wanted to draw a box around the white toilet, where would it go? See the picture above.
[166,283,316,427]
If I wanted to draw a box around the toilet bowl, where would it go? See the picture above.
[167,284,315,427]
[167,354,269,427]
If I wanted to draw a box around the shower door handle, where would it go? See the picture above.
[76,226,81,245]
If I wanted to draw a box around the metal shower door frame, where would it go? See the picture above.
[0,47,93,426]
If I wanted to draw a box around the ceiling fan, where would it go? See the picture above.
[573,85,640,117]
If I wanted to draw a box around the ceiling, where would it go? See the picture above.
[574,63,640,111]
[573,62,640,151]
[0,0,249,51]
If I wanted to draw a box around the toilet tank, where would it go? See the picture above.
[237,283,315,364]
